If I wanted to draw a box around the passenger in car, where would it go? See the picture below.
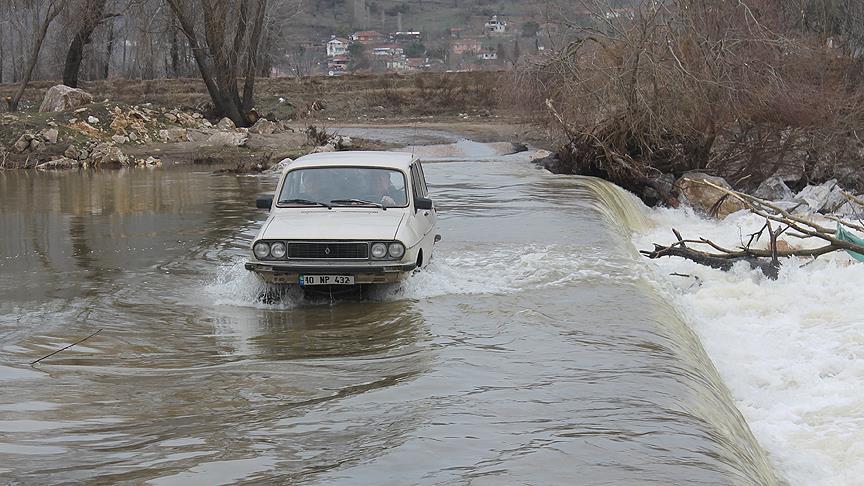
[368,171,401,207]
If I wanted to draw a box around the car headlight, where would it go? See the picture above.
[388,242,405,259]
[270,241,287,259]
[253,241,271,259]
[371,242,387,258]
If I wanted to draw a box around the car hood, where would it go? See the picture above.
[261,209,405,241]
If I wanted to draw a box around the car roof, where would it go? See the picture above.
[289,151,417,170]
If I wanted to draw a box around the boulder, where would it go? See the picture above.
[89,143,127,167]
[39,85,93,112]
[112,135,129,144]
[205,131,247,147]
[266,158,293,173]
[312,143,337,153]
[13,134,34,153]
[753,176,794,201]
[29,139,43,152]
[216,117,236,130]
[795,179,847,213]
[41,128,59,144]
[69,121,100,137]
[159,128,190,143]
[87,116,100,124]
[64,146,81,159]
[249,118,278,135]
[35,157,80,170]
[332,135,353,149]
[643,173,677,205]
[128,132,138,142]
[676,172,747,218]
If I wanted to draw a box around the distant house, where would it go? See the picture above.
[351,31,386,43]
[326,37,350,57]
[394,32,422,43]
[386,58,407,71]
[452,38,482,55]
[406,57,428,70]
[328,55,350,74]
[485,16,507,34]
[478,48,498,61]
[373,45,404,58]
[605,8,635,20]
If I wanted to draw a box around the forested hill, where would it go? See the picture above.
[295,0,549,40]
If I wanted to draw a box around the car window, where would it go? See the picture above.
[417,161,429,196]
[277,167,408,208]
[410,164,426,199]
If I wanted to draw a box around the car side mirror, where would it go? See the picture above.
[256,194,273,209]
[415,197,433,211]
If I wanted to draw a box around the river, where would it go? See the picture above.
[0,134,780,484]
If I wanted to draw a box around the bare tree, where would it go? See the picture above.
[10,0,67,112]
[62,0,110,87]
[517,0,864,203]
[166,0,270,126]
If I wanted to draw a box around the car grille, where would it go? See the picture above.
[287,242,369,259]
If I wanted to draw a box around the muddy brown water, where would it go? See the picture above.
[0,136,779,484]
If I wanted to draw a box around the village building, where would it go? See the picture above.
[328,55,350,74]
[351,31,386,44]
[485,16,507,35]
[393,32,422,43]
[451,38,482,55]
[478,47,498,61]
[326,37,350,57]
[386,57,407,71]
[406,57,428,71]
[373,45,404,58]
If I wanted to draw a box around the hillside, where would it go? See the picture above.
[290,0,551,43]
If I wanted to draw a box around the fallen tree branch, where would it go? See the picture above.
[30,328,103,365]
[641,181,864,278]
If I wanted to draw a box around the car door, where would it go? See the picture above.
[410,161,437,266]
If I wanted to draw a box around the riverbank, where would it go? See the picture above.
[0,72,554,171]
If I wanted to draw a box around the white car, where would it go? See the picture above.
[245,151,439,288]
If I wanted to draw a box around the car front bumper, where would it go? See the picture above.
[244,261,418,285]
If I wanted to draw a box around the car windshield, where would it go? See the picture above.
[278,167,408,208]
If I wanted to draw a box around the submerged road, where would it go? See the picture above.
[0,134,779,484]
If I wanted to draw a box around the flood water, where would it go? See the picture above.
[0,136,781,484]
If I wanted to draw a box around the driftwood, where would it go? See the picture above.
[642,181,864,279]
[545,99,681,208]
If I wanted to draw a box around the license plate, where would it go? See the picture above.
[299,275,355,286]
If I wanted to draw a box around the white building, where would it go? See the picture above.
[485,16,507,35]
[326,37,350,57]
[478,48,497,61]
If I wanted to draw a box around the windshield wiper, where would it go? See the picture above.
[330,199,385,209]
[279,198,332,209]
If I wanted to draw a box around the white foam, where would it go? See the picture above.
[205,244,632,307]
[635,208,864,485]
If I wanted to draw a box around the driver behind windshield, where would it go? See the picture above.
[366,170,401,207]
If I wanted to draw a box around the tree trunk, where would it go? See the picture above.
[170,25,180,77]
[10,0,67,112]
[63,0,107,88]
[242,0,268,112]
[103,18,114,79]
[167,0,272,126]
